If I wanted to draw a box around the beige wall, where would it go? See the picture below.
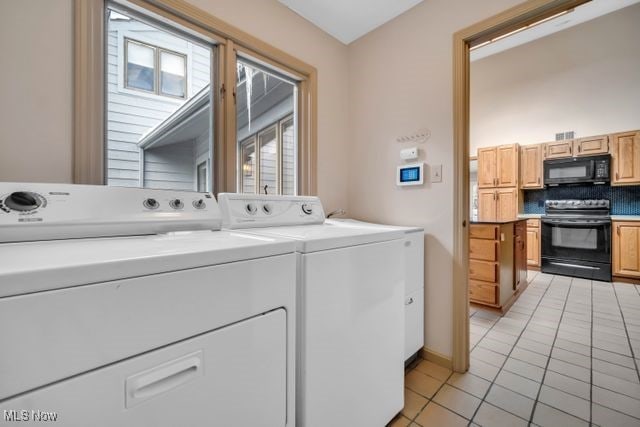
[347,0,522,358]
[0,0,73,184]
[471,4,640,155]
[0,0,350,212]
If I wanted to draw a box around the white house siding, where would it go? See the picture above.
[106,16,211,189]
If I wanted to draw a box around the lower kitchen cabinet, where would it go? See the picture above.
[468,221,527,311]
[613,221,640,279]
[526,219,541,268]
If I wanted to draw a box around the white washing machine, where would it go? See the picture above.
[218,193,405,427]
[0,183,296,427]
[326,219,425,362]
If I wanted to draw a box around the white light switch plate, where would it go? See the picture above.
[430,164,442,183]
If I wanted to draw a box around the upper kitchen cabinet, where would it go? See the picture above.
[478,144,519,188]
[497,144,519,187]
[611,130,640,185]
[575,135,609,157]
[477,147,497,188]
[544,140,574,159]
[520,144,543,189]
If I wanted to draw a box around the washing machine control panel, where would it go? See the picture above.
[218,193,325,229]
[0,183,221,243]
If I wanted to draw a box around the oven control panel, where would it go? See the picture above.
[545,199,610,210]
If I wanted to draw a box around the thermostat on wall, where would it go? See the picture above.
[397,162,424,186]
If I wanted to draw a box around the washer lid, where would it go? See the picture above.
[240,223,404,253]
[0,230,295,298]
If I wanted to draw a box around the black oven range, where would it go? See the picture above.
[541,199,612,282]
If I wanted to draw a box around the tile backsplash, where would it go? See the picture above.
[523,185,640,215]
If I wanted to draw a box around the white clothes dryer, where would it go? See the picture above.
[218,193,405,427]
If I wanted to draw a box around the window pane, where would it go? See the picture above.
[236,59,297,194]
[126,41,155,92]
[281,117,295,195]
[259,127,278,195]
[241,140,256,194]
[107,8,213,192]
[197,161,207,192]
[160,51,186,98]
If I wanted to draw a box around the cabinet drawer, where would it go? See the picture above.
[469,225,498,240]
[526,219,540,228]
[469,260,497,282]
[470,239,497,262]
[469,280,497,304]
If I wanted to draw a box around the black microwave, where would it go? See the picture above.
[544,154,610,186]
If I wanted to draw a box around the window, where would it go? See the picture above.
[124,38,187,99]
[106,6,214,192]
[236,59,297,195]
[238,115,294,195]
[76,2,317,194]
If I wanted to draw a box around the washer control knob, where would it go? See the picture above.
[143,198,159,210]
[246,203,258,215]
[169,199,184,210]
[5,191,42,211]
[262,204,273,215]
[193,199,206,210]
[301,203,313,215]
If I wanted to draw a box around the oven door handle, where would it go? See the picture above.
[542,219,611,226]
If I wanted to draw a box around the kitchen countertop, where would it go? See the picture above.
[611,215,640,221]
[470,218,527,225]
[518,214,543,219]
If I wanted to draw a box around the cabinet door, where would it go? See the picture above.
[545,140,573,159]
[613,222,640,278]
[477,189,497,222]
[497,144,519,187]
[612,130,640,185]
[520,144,543,189]
[478,147,497,188]
[514,222,527,289]
[526,227,540,267]
[575,135,609,157]
[496,188,518,222]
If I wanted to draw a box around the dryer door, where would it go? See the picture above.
[0,309,287,427]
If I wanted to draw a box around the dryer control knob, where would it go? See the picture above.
[5,192,41,211]
[246,203,258,215]
[301,203,313,215]
[262,204,273,215]
[169,199,184,210]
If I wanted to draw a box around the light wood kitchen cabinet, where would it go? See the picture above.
[613,221,640,279]
[477,188,519,222]
[611,130,640,186]
[497,144,519,187]
[478,144,519,188]
[478,189,497,222]
[496,188,518,222]
[520,144,543,189]
[575,135,609,156]
[544,140,574,159]
[478,147,497,188]
[468,221,527,311]
[526,219,541,267]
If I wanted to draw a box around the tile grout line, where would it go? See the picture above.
[609,282,640,384]
[527,277,584,425]
[465,273,556,425]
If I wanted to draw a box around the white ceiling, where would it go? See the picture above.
[471,0,640,61]
[278,0,424,44]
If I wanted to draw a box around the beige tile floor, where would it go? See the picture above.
[389,271,640,427]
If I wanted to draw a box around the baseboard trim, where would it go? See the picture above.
[613,276,640,285]
[418,348,453,370]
